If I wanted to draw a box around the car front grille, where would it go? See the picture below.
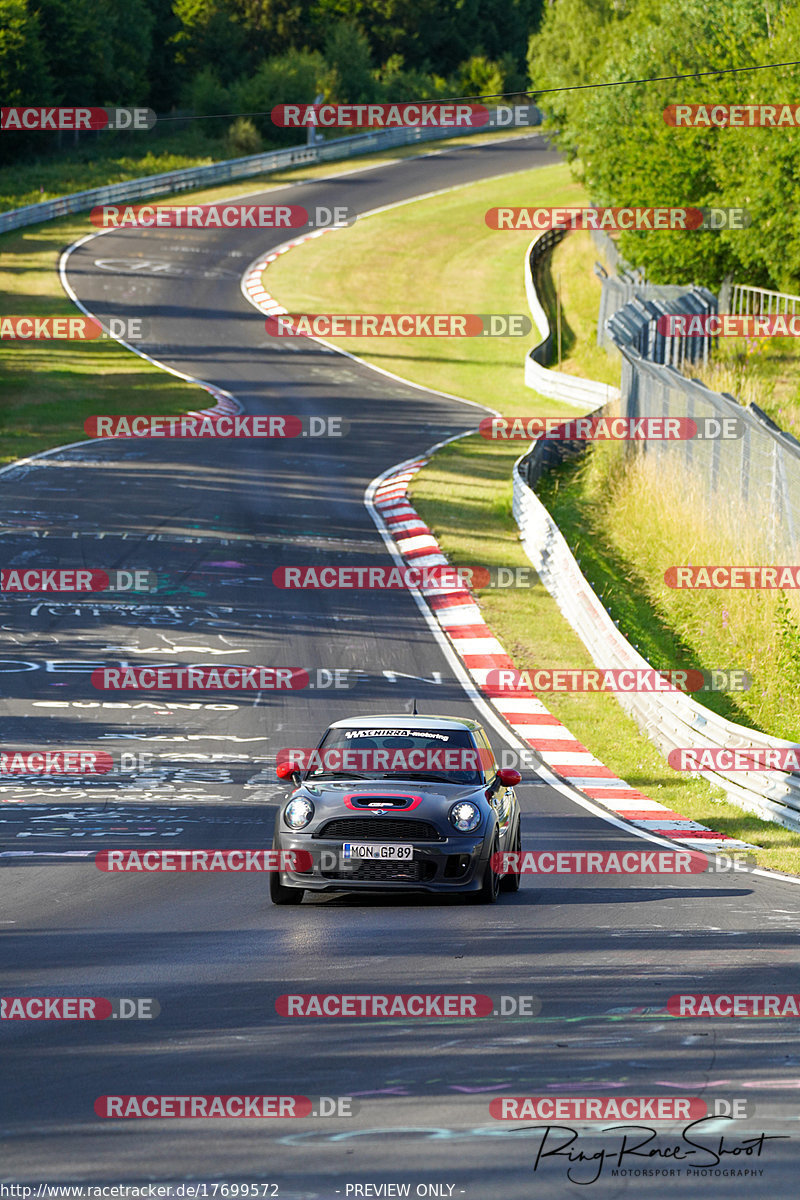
[315,818,442,842]
[322,860,421,882]
[320,860,438,883]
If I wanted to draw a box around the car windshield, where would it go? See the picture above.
[305,726,487,786]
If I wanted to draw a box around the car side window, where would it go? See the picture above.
[475,728,498,782]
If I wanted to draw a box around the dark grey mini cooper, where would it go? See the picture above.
[271,713,521,904]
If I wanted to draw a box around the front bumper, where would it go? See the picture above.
[274,832,493,893]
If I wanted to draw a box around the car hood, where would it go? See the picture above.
[279,778,490,836]
[297,777,484,804]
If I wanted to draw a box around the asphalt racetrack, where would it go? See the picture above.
[2,134,800,1197]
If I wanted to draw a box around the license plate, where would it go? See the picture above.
[342,842,414,862]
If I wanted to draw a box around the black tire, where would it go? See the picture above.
[499,819,522,893]
[270,868,305,905]
[473,833,501,904]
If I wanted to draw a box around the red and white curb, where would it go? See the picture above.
[372,461,754,851]
[243,229,337,316]
[239,223,753,852]
[186,385,242,421]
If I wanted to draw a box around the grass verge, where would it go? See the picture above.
[0,125,533,212]
[262,159,800,871]
[0,130,534,465]
[538,441,800,742]
[0,215,199,464]
[412,440,800,872]
[681,334,800,441]
[263,160,595,414]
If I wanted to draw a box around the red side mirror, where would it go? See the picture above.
[496,768,522,787]
[277,761,301,781]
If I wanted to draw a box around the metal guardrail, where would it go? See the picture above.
[524,231,620,408]
[0,118,523,234]
[512,230,800,833]
[730,283,800,317]
[512,460,800,831]
[605,285,717,368]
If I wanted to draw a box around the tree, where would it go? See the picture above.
[318,19,377,103]
[527,0,800,288]
[0,0,52,103]
[235,0,316,57]
[98,0,154,102]
[233,48,324,140]
[35,0,113,103]
[172,0,249,81]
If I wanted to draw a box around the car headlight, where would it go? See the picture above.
[284,797,315,830]
[449,801,482,832]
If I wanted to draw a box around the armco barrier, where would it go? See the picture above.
[524,232,620,408]
[606,285,717,368]
[513,455,800,832]
[514,235,800,833]
[370,459,749,848]
[0,117,536,234]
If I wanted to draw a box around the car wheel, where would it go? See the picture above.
[269,867,305,905]
[474,833,501,904]
[499,819,522,893]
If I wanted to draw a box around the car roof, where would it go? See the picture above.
[325,714,481,732]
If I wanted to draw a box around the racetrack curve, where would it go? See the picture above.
[1,134,800,1197]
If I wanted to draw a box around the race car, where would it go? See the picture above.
[270,713,522,904]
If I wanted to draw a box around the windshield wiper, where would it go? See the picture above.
[306,771,376,781]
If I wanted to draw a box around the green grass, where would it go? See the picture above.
[0,216,200,464]
[539,441,800,743]
[683,333,800,441]
[263,160,592,416]
[0,128,228,212]
[0,129,533,465]
[5,135,798,868]
[545,229,621,387]
[261,158,800,872]
[411,439,800,874]
[0,124,531,212]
